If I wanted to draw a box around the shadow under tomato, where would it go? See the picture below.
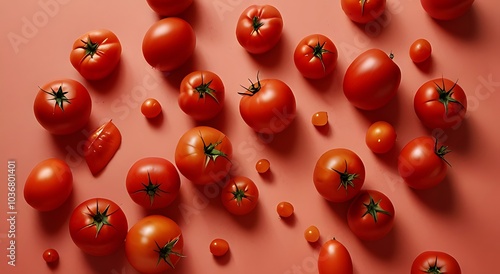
[161,50,200,90]
[422,118,473,154]
[322,198,351,226]
[226,201,262,231]
[357,223,399,260]
[37,188,75,234]
[413,56,435,75]
[258,168,276,183]
[213,248,232,266]
[192,103,230,133]
[254,112,301,156]
[246,32,288,69]
[145,110,165,128]
[303,63,345,96]
[81,246,128,274]
[408,175,457,215]
[83,58,124,95]
[279,212,297,227]
[354,88,403,128]
[429,6,479,41]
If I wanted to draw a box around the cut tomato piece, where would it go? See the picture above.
[84,120,121,175]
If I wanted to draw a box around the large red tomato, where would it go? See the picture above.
[347,190,395,241]
[142,17,196,72]
[221,176,259,215]
[420,0,474,20]
[126,157,181,210]
[175,126,233,185]
[239,75,296,134]
[179,70,225,121]
[69,198,128,256]
[84,120,122,175]
[146,0,193,17]
[125,215,184,274]
[70,29,122,80]
[343,49,401,110]
[235,5,283,54]
[33,79,92,135]
[414,77,467,130]
[293,34,338,79]
[411,251,461,274]
[313,148,365,203]
[318,238,353,274]
[23,158,73,212]
[398,136,450,189]
[341,0,386,24]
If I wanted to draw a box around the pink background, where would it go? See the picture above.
[1,0,500,273]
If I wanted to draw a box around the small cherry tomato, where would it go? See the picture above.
[304,225,320,243]
[42,248,59,263]
[409,39,432,63]
[365,121,397,154]
[209,238,229,257]
[276,201,294,218]
[255,159,270,174]
[141,98,162,118]
[312,111,328,126]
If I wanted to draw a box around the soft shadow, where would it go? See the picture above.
[81,247,128,274]
[314,122,332,137]
[413,56,435,74]
[279,213,297,227]
[258,168,275,183]
[227,201,262,231]
[37,190,75,234]
[254,112,301,155]
[429,6,479,41]
[355,89,402,127]
[193,104,229,133]
[213,249,232,265]
[83,59,123,94]
[408,176,456,214]
[161,50,200,90]
[322,198,351,226]
[246,32,288,68]
[145,110,165,128]
[421,117,473,154]
[358,223,399,260]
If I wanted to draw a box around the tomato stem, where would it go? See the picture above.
[238,72,262,96]
[433,78,465,116]
[361,195,391,223]
[133,171,167,206]
[199,132,230,167]
[79,36,100,59]
[309,40,331,72]
[154,235,185,269]
[39,85,71,111]
[433,137,452,167]
[82,199,116,238]
[195,73,219,103]
[251,16,264,33]
[331,160,359,192]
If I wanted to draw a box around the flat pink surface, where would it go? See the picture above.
[1,0,499,273]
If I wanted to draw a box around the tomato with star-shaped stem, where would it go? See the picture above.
[341,0,386,24]
[294,34,338,79]
[411,251,461,274]
[221,176,259,215]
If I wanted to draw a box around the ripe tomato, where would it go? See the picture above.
[347,190,395,241]
[318,238,353,274]
[175,126,233,185]
[179,70,225,121]
[239,74,296,134]
[126,157,181,210]
[341,0,386,24]
[293,34,338,79]
[313,148,365,203]
[221,176,259,215]
[23,158,73,212]
[343,49,401,110]
[398,136,451,189]
[142,17,196,72]
[235,5,283,54]
[42,248,59,263]
[420,0,474,20]
[125,215,184,274]
[409,38,432,63]
[255,159,270,174]
[70,29,122,80]
[312,111,328,127]
[146,0,193,17]
[84,120,122,175]
[414,77,467,130]
[276,201,294,218]
[411,251,461,274]
[304,225,320,243]
[69,198,128,256]
[141,98,162,118]
[33,79,92,135]
[209,238,229,257]
[365,121,397,154]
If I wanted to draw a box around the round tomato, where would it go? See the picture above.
[175,126,233,185]
[293,34,338,79]
[125,215,184,274]
[23,158,73,212]
[312,111,329,127]
[313,148,365,203]
[276,201,294,218]
[179,70,225,121]
[347,190,395,241]
[341,0,386,24]
[42,248,59,263]
[33,79,92,135]
[235,5,283,54]
[411,251,461,274]
[318,238,353,274]
[409,38,432,63]
[414,77,467,130]
[142,17,196,72]
[209,238,229,257]
[146,0,193,17]
[365,121,397,154]
[304,225,320,243]
[343,49,401,110]
[69,198,128,256]
[239,74,296,134]
[221,176,259,216]
[255,158,270,174]
[398,136,451,189]
[141,98,162,118]
[420,0,474,20]
[70,29,121,80]
[126,157,181,210]
[84,120,122,175]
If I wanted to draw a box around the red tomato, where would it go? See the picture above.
[343,49,401,110]
[255,158,270,174]
[365,121,397,154]
[409,38,432,63]
[420,0,474,20]
[179,70,225,121]
[347,190,395,241]
[175,126,233,185]
[209,238,229,257]
[70,29,122,80]
[141,98,162,118]
[304,225,320,243]
[69,198,128,256]
[84,120,122,175]
[142,17,196,72]
[146,0,193,17]
[414,77,467,130]
[313,148,365,203]
[125,215,184,274]
[318,238,353,274]
[276,201,294,218]
[341,0,386,24]
[42,248,59,263]
[23,158,73,212]
[293,34,338,79]
[221,176,259,216]
[235,5,283,54]
[411,251,461,274]
[126,157,181,210]
[398,136,451,189]
[239,75,296,134]
[33,79,92,135]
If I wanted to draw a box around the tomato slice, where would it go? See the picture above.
[84,120,121,175]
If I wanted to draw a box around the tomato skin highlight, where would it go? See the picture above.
[84,120,122,175]
[221,176,259,216]
[411,251,462,274]
[146,0,193,17]
[236,5,283,54]
[420,0,474,20]
[318,239,353,274]
[341,0,386,24]
[293,34,338,79]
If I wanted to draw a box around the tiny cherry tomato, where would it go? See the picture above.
[312,111,328,126]
[42,248,59,263]
[276,201,294,218]
[209,238,229,257]
[304,225,320,243]
[141,98,162,118]
[409,39,432,63]
[365,121,397,154]
[255,159,270,174]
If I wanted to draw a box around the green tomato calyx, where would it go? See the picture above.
[309,40,332,72]
[133,171,167,206]
[332,160,359,192]
[154,235,185,269]
[238,72,262,97]
[433,78,465,116]
[195,74,219,104]
[40,85,71,111]
[83,200,116,238]
[199,132,229,167]
[79,36,100,59]
[362,195,391,223]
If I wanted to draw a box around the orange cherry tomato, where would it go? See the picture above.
[365,121,397,154]
[276,201,294,218]
[304,225,320,243]
[312,111,328,126]
[255,159,270,173]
